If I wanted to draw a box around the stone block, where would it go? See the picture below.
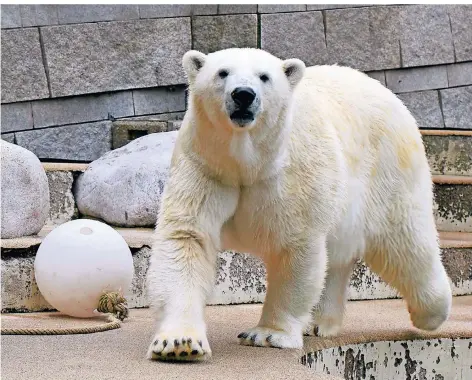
[133,86,186,116]
[45,171,76,225]
[218,5,257,14]
[112,120,168,149]
[365,71,386,86]
[192,5,218,15]
[19,5,58,27]
[56,5,139,24]
[167,120,183,131]
[261,11,328,66]
[138,5,191,18]
[434,182,472,232]
[1,5,21,28]
[32,91,134,128]
[447,62,472,87]
[119,112,186,122]
[325,6,401,72]
[307,5,368,11]
[258,5,306,13]
[440,86,472,130]
[15,121,112,161]
[423,134,472,176]
[1,102,33,133]
[1,134,15,144]
[1,28,49,103]
[41,18,191,97]
[192,14,257,53]
[448,5,472,62]
[399,5,454,68]
[385,65,448,93]
[397,91,444,129]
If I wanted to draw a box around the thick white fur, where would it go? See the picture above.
[146,48,452,360]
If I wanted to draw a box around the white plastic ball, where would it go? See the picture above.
[34,219,134,318]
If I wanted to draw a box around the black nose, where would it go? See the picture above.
[231,87,256,108]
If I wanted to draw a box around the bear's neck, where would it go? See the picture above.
[184,101,291,187]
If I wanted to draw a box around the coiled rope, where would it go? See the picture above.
[1,292,128,335]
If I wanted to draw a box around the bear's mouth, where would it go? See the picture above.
[230,110,254,126]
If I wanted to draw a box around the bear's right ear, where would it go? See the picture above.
[182,50,207,82]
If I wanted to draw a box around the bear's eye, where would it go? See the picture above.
[259,74,270,83]
[218,70,229,79]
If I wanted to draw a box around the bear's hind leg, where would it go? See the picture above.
[237,236,328,349]
[307,259,356,337]
[365,223,452,331]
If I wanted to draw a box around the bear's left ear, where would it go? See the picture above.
[182,50,207,82]
[282,59,306,87]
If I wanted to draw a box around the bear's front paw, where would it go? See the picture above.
[237,326,303,349]
[147,328,211,361]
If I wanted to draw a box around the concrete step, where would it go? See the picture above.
[44,161,472,232]
[1,225,471,312]
[421,129,472,176]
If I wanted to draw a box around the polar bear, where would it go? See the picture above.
[146,48,452,361]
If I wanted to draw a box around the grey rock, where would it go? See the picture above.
[1,5,22,28]
[365,71,386,86]
[0,142,49,239]
[56,5,139,24]
[32,91,134,129]
[325,6,401,71]
[385,65,448,93]
[258,4,306,13]
[1,102,33,133]
[133,86,186,116]
[20,5,58,27]
[399,5,454,68]
[447,62,472,87]
[41,18,191,97]
[16,121,112,162]
[261,11,328,66]
[45,171,76,225]
[448,5,472,62]
[440,86,472,130]
[192,14,257,54]
[75,131,178,227]
[218,4,257,14]
[112,120,168,149]
[1,134,15,144]
[398,91,444,129]
[139,5,191,18]
[1,28,49,103]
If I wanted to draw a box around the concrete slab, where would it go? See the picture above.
[2,297,471,380]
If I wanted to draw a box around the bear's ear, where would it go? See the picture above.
[182,50,207,82]
[282,59,306,87]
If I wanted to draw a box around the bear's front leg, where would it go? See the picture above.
[238,236,328,349]
[146,167,239,361]
[146,233,215,361]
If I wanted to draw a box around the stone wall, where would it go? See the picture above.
[1,4,471,162]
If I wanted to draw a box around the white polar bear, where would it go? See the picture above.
[146,48,452,361]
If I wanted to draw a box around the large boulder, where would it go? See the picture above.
[75,131,178,227]
[1,141,50,238]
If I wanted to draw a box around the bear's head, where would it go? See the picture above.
[182,48,306,131]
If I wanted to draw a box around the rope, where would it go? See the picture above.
[1,292,128,336]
